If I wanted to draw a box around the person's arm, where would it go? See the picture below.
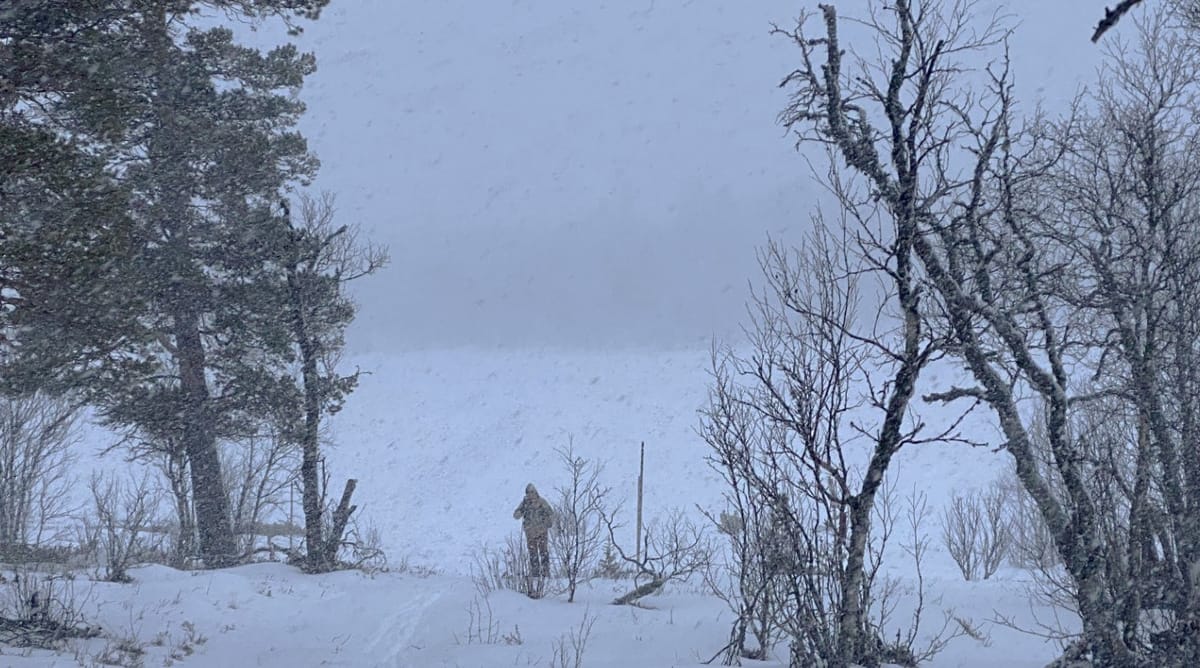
[513,499,525,520]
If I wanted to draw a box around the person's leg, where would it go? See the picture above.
[535,533,550,577]
[525,531,540,576]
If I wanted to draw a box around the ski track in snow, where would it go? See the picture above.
[363,589,441,666]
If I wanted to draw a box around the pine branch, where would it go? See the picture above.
[1091,0,1147,42]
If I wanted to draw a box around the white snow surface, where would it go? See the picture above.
[4,348,1073,667]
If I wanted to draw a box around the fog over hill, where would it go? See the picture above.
[232,0,1107,352]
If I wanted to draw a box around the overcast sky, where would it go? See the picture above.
[277,0,1111,352]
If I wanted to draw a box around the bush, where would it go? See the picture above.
[0,567,100,648]
[940,481,1011,581]
[594,540,626,580]
[0,393,79,548]
[86,471,166,582]
[223,426,299,558]
[339,517,388,574]
[550,609,597,668]
[602,508,713,606]
[550,441,608,603]
[997,469,1061,570]
[471,532,541,598]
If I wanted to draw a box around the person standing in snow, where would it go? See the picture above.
[513,483,554,578]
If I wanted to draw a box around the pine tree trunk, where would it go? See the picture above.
[173,309,236,567]
[144,5,235,569]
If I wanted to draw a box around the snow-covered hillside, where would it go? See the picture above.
[6,346,1073,668]
[324,347,1011,576]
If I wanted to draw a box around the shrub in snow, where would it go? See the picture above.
[998,468,1061,571]
[85,471,166,583]
[940,482,1012,581]
[594,540,625,580]
[0,567,100,648]
[550,440,609,603]
[471,532,541,598]
[0,393,79,553]
[601,507,713,606]
[550,609,596,668]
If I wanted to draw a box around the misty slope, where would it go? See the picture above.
[323,348,723,573]
[322,347,1009,576]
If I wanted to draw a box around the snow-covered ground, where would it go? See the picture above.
[1,0,1123,664]
[3,347,1073,667]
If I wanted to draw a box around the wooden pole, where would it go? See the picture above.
[288,483,294,553]
[636,441,645,562]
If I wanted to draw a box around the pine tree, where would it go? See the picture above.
[3,1,330,567]
[1,2,135,355]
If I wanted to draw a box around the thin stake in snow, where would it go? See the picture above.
[635,441,645,563]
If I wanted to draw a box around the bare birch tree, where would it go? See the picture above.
[1039,14,1200,662]
[778,1,1200,663]
[701,367,782,663]
[701,208,961,667]
[550,441,608,603]
[280,192,387,572]
[0,393,79,552]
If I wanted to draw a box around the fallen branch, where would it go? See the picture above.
[0,616,101,648]
[612,577,665,606]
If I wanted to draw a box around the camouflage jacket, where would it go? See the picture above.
[513,492,555,534]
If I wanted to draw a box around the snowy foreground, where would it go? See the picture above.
[5,348,1070,667]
